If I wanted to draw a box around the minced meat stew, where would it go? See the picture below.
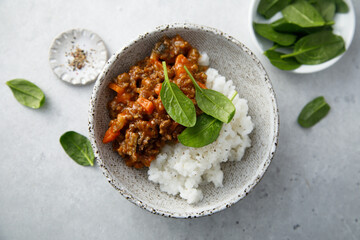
[103,35,207,168]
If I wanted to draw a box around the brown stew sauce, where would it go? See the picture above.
[103,35,207,168]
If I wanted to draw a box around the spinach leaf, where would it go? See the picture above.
[271,18,305,33]
[178,92,238,148]
[178,113,223,148]
[282,0,325,27]
[298,96,330,128]
[257,0,292,19]
[184,66,236,123]
[60,131,95,166]
[271,18,333,34]
[160,61,196,127]
[6,79,45,109]
[312,0,336,21]
[281,31,345,64]
[264,49,301,70]
[302,22,334,34]
[335,0,349,13]
[253,23,297,46]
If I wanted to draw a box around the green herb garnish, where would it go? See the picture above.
[6,79,45,109]
[257,0,292,19]
[298,96,330,128]
[178,91,238,148]
[184,66,236,123]
[281,31,345,64]
[160,61,196,127]
[60,131,95,166]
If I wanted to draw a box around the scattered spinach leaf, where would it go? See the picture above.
[178,92,238,148]
[60,131,95,166]
[281,31,345,64]
[335,0,349,13]
[298,96,330,128]
[6,79,45,109]
[184,66,236,123]
[253,23,297,46]
[264,49,302,70]
[257,0,292,19]
[282,0,325,27]
[160,61,196,127]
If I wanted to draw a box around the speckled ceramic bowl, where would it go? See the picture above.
[88,23,279,218]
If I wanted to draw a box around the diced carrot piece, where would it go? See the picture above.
[196,81,207,89]
[174,54,192,77]
[154,83,162,95]
[117,92,132,103]
[136,97,155,114]
[108,83,125,94]
[103,126,120,143]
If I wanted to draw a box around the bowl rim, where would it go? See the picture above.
[88,23,280,218]
[249,0,356,74]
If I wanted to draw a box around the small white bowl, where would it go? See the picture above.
[89,23,279,218]
[249,0,356,74]
[49,29,108,85]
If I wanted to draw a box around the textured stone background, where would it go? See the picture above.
[0,0,359,239]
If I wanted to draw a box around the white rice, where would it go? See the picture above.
[198,52,210,66]
[148,54,254,204]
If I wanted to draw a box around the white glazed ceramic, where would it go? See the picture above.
[89,23,279,218]
[49,29,108,85]
[249,0,356,74]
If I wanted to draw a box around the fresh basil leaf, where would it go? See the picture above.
[281,31,345,64]
[335,0,349,13]
[282,0,325,27]
[312,0,336,21]
[298,96,330,128]
[257,0,292,19]
[160,62,196,127]
[178,92,238,148]
[264,49,301,70]
[60,131,95,166]
[184,66,236,123]
[6,79,45,109]
[178,113,223,148]
[253,23,297,46]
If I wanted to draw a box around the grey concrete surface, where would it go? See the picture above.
[0,0,359,239]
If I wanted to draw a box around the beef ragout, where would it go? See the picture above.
[103,35,208,168]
